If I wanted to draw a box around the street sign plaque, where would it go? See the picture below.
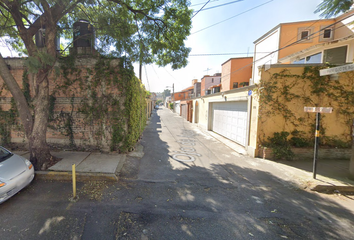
[319,63,354,76]
[304,107,333,113]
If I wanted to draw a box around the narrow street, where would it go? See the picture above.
[1,107,354,240]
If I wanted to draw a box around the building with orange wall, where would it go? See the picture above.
[221,57,253,92]
[252,17,336,84]
[173,85,194,101]
[279,9,354,66]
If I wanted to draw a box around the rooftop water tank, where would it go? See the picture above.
[35,26,60,50]
[73,20,95,48]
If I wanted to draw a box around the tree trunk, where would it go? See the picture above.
[0,54,33,136]
[29,71,54,170]
[2,1,68,170]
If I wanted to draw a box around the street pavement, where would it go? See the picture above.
[1,106,354,239]
[17,106,354,193]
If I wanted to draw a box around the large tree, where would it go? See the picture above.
[0,0,192,169]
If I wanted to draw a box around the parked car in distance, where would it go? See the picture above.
[0,146,34,204]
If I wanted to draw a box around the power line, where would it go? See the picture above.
[191,0,220,7]
[191,0,273,35]
[191,0,211,19]
[189,52,271,56]
[193,0,244,13]
[221,12,354,79]
[144,65,150,91]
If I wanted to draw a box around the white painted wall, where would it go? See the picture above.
[252,27,280,84]
[193,90,250,137]
[175,101,181,115]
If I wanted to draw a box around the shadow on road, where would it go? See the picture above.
[1,109,354,240]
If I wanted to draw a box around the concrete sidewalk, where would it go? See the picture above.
[13,150,128,182]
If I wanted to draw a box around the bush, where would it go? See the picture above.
[289,130,311,147]
[265,131,294,161]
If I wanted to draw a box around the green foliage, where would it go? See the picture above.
[122,75,147,152]
[163,89,171,99]
[0,108,12,146]
[265,131,294,161]
[24,52,56,73]
[321,136,351,148]
[169,102,174,110]
[2,0,192,69]
[289,130,312,148]
[239,82,249,87]
[47,55,147,152]
[0,100,19,146]
[257,66,353,148]
[22,70,31,103]
[314,0,352,18]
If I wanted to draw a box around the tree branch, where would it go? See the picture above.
[108,0,167,27]
[0,53,33,136]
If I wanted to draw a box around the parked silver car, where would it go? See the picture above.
[0,146,34,203]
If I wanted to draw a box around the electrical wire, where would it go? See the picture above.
[189,52,272,56]
[144,65,151,91]
[192,0,244,13]
[191,0,211,19]
[191,0,273,35]
[191,0,220,7]
[220,12,354,80]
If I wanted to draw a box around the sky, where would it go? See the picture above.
[0,0,324,93]
[136,0,324,93]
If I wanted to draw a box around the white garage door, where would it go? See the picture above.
[212,101,248,146]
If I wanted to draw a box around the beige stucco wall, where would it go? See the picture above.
[192,87,254,153]
[248,93,260,157]
[253,64,354,158]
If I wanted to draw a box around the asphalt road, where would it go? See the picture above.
[1,107,354,240]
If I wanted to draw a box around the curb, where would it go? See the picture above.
[35,171,119,182]
[310,185,354,195]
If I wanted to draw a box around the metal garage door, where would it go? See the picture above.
[212,101,247,146]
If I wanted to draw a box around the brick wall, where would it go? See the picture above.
[0,57,129,151]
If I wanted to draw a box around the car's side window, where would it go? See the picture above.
[0,148,8,158]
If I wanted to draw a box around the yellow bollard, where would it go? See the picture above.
[72,164,77,199]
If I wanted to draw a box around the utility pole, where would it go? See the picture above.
[172,83,174,101]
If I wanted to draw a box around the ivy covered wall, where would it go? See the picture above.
[0,56,147,152]
[253,64,354,153]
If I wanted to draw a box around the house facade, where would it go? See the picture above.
[168,9,354,176]
[221,57,253,91]
[200,73,221,96]
[252,18,336,84]
[192,87,253,148]
[248,9,354,159]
